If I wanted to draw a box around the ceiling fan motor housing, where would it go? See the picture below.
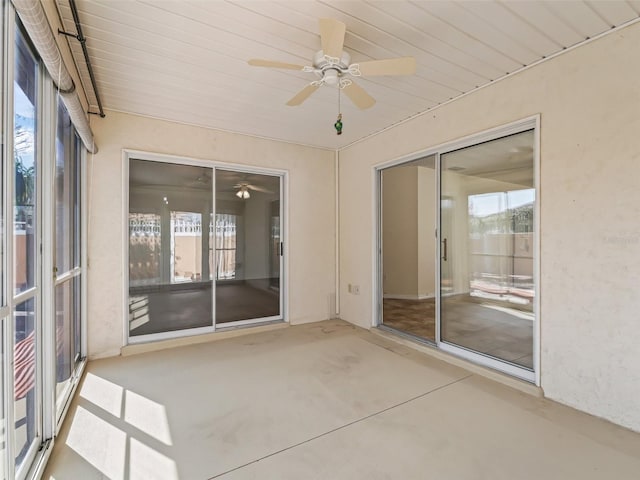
[313,50,351,85]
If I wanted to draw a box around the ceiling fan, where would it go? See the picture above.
[248,18,416,109]
[234,182,273,199]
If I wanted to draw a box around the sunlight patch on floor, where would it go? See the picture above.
[67,374,176,478]
[130,438,178,480]
[80,373,124,418]
[66,406,126,479]
[125,390,173,445]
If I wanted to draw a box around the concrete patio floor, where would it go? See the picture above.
[43,320,640,479]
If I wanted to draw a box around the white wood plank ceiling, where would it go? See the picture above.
[55,0,640,150]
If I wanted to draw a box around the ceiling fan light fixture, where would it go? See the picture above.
[236,187,250,199]
[323,68,340,86]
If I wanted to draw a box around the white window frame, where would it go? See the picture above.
[0,5,88,478]
[123,150,288,346]
[374,115,541,386]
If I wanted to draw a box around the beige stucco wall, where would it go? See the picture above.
[338,22,640,432]
[87,110,335,358]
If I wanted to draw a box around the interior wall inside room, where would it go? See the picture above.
[381,164,436,299]
[243,191,276,287]
[87,110,335,358]
[417,166,436,298]
[382,166,419,298]
[338,21,640,432]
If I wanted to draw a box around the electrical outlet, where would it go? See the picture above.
[347,284,359,294]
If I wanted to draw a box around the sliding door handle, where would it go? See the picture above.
[442,238,448,262]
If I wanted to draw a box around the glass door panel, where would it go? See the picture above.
[55,99,76,274]
[215,170,281,324]
[380,155,436,342]
[13,298,36,466]
[54,279,77,407]
[440,130,535,370]
[54,99,83,416]
[128,160,213,337]
[13,26,37,297]
[13,22,40,473]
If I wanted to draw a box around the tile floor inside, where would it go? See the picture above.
[383,295,533,369]
[44,320,640,479]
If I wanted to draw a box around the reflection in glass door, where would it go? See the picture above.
[128,160,214,338]
[215,170,282,324]
[380,155,437,342]
[128,159,285,340]
[439,130,535,375]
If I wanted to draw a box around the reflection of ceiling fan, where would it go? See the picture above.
[188,169,211,187]
[234,182,273,199]
[248,18,416,109]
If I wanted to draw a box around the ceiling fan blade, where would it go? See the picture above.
[343,81,376,109]
[319,18,346,58]
[356,57,416,76]
[247,185,273,194]
[286,84,320,106]
[248,59,306,70]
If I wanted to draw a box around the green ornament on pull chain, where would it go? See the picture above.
[334,113,343,135]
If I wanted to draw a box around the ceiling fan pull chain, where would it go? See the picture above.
[335,87,343,135]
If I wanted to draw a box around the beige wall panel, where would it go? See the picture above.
[338,24,640,432]
[417,167,436,298]
[87,110,335,358]
[382,166,418,297]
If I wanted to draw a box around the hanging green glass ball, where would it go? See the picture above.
[334,113,343,135]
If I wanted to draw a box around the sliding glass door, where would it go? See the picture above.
[1,7,87,478]
[127,157,284,342]
[380,155,436,343]
[378,122,537,382]
[215,170,282,325]
[54,99,83,419]
[128,160,214,338]
[12,22,41,473]
[439,130,535,375]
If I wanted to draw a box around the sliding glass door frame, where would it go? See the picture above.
[374,116,540,385]
[123,150,287,345]
[4,14,44,477]
[1,5,88,478]
[375,156,439,347]
[213,168,285,330]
